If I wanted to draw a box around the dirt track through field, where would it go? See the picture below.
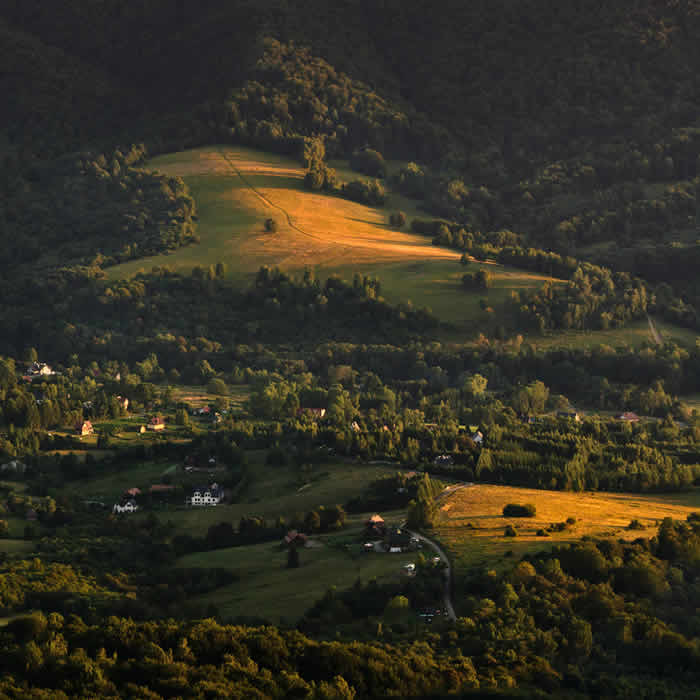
[217,148,334,248]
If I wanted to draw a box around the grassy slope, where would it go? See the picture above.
[108,146,561,333]
[176,513,407,624]
[434,484,700,579]
[163,460,400,536]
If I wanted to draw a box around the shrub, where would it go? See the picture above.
[627,518,645,530]
[504,524,517,537]
[536,528,549,537]
[389,211,406,228]
[350,147,387,178]
[264,218,278,232]
[503,503,536,518]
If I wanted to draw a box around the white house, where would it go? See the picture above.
[113,500,139,514]
[187,483,224,507]
[27,362,54,376]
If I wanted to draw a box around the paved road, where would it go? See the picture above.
[405,528,457,621]
[403,482,474,622]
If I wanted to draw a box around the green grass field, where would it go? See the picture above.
[105,146,563,335]
[433,484,700,580]
[527,316,699,351]
[49,461,174,504]
[176,518,408,624]
[164,460,401,536]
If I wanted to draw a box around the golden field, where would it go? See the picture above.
[434,483,700,574]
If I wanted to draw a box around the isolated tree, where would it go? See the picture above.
[264,218,278,232]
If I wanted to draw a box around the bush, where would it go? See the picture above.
[389,211,406,229]
[504,524,518,537]
[350,147,387,178]
[503,503,536,518]
[264,218,278,232]
[627,518,645,530]
[536,529,549,537]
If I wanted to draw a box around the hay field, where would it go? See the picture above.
[110,145,460,281]
[106,146,564,331]
[434,484,700,575]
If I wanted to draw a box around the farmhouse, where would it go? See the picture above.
[186,483,224,506]
[0,460,27,474]
[557,410,581,422]
[113,500,139,514]
[76,420,94,436]
[618,411,640,422]
[365,513,386,537]
[27,362,54,376]
[116,396,129,411]
[283,530,308,547]
[298,407,326,419]
[148,416,165,431]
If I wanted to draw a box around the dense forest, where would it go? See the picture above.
[4,1,700,697]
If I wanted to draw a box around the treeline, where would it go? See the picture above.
[0,145,197,275]
[0,264,437,365]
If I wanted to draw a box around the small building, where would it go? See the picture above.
[113,500,139,514]
[139,425,147,434]
[557,411,581,422]
[116,396,129,411]
[350,420,361,432]
[299,407,326,419]
[76,420,94,436]
[365,513,386,537]
[148,416,166,431]
[618,412,640,423]
[385,526,412,552]
[284,530,308,547]
[363,542,375,552]
[124,487,141,498]
[27,362,53,376]
[471,430,484,444]
[0,460,27,474]
[402,562,416,576]
[186,483,224,507]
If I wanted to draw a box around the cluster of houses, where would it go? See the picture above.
[23,362,55,382]
[363,514,420,553]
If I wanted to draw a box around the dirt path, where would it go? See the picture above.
[217,148,333,247]
[647,314,663,346]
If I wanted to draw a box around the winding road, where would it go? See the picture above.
[404,528,457,621]
[404,481,473,622]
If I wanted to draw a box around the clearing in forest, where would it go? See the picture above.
[434,483,700,575]
[108,146,561,328]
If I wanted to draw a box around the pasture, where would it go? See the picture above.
[164,460,400,536]
[528,316,699,351]
[433,484,700,576]
[176,519,407,624]
[107,146,562,333]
